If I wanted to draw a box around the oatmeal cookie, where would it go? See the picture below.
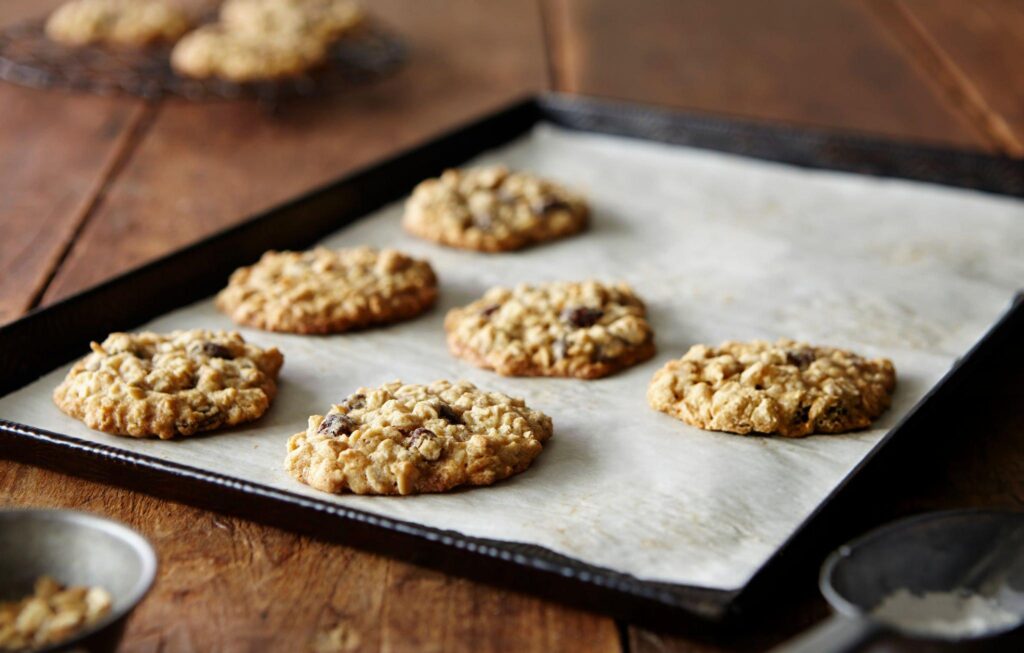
[215,246,438,334]
[285,380,553,495]
[45,0,190,47]
[170,24,327,81]
[0,577,112,651]
[402,166,589,252]
[647,339,896,437]
[53,330,283,439]
[445,281,656,379]
[220,0,363,43]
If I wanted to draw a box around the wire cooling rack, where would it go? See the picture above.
[0,18,407,101]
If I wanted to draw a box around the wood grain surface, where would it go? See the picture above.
[541,0,989,149]
[894,0,1024,155]
[41,0,549,303]
[1,0,1022,651]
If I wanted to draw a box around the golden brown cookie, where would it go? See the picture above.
[402,166,589,252]
[0,577,112,651]
[285,380,553,495]
[53,330,284,439]
[647,339,896,437]
[215,247,438,334]
[444,281,656,379]
[170,24,327,81]
[220,0,363,43]
[45,0,190,47]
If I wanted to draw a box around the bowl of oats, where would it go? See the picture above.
[0,509,156,652]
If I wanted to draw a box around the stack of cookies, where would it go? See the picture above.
[171,0,363,82]
[53,164,897,497]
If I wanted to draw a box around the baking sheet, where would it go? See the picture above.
[2,125,1023,591]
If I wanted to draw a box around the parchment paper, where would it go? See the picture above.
[3,125,1023,591]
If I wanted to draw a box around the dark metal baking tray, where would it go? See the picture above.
[2,94,1022,631]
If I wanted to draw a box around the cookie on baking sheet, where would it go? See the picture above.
[647,339,896,437]
[285,380,553,495]
[216,246,438,334]
[45,0,191,47]
[220,0,364,43]
[444,281,656,379]
[402,166,589,252]
[53,330,284,440]
[170,24,328,82]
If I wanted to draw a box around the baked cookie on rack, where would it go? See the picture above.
[285,380,553,495]
[215,246,438,334]
[220,0,364,43]
[170,24,328,82]
[647,339,896,437]
[45,0,191,47]
[402,166,589,252]
[444,281,655,379]
[53,330,284,439]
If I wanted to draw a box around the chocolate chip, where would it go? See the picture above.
[406,427,435,446]
[342,393,366,410]
[197,342,234,359]
[176,406,220,433]
[562,307,604,328]
[818,403,850,428]
[786,349,815,369]
[437,403,463,425]
[480,303,500,317]
[532,197,571,215]
[792,405,811,424]
[318,413,357,437]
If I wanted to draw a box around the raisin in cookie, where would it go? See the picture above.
[220,0,363,43]
[53,330,284,439]
[285,380,553,495]
[647,339,896,437]
[46,0,190,47]
[170,24,327,81]
[402,166,589,252]
[216,247,437,334]
[445,281,655,379]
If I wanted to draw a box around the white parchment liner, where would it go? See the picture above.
[3,126,1023,590]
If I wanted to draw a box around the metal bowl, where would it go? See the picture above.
[0,509,157,652]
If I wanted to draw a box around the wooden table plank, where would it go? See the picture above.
[40,0,549,304]
[877,0,1024,156]
[0,0,146,324]
[542,0,990,150]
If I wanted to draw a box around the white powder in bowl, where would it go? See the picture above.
[871,588,1021,638]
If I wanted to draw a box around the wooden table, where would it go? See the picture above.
[2,1,1022,650]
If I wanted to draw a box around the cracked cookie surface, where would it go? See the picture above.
[445,281,656,379]
[170,24,327,81]
[402,166,589,252]
[285,380,553,495]
[46,0,190,47]
[215,247,438,334]
[53,330,284,439]
[647,339,896,437]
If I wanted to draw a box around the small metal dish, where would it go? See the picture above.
[0,509,157,652]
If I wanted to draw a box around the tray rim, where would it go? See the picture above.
[1,93,1022,630]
